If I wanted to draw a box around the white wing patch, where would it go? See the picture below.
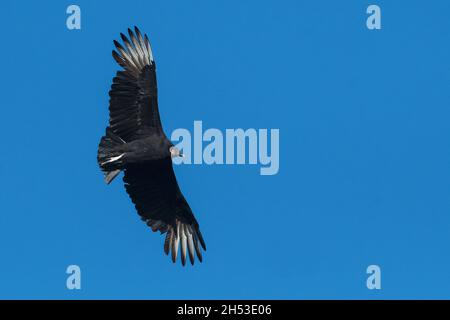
[112,26,154,77]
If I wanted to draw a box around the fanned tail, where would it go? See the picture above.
[97,127,126,184]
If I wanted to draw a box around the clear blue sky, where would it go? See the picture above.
[1,0,450,299]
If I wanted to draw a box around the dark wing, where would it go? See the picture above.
[123,158,206,266]
[108,27,163,142]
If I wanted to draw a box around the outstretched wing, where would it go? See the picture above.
[108,27,163,142]
[123,158,206,266]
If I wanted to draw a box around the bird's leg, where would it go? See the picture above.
[100,153,125,166]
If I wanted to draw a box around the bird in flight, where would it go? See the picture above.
[97,27,206,266]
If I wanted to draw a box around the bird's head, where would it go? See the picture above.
[169,146,184,158]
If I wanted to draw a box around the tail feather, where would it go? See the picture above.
[98,128,126,184]
[104,169,121,184]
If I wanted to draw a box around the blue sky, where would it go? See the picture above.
[1,0,450,299]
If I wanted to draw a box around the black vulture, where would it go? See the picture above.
[97,27,206,266]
